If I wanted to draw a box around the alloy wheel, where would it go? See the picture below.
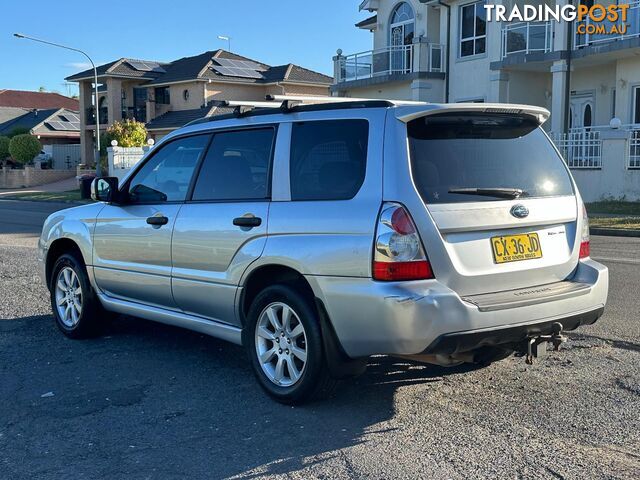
[54,266,83,328]
[255,302,308,387]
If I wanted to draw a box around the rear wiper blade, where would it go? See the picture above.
[448,187,526,199]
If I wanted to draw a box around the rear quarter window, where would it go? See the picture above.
[290,120,368,201]
[408,113,574,204]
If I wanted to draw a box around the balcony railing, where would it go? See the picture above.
[335,44,445,83]
[501,21,554,58]
[575,0,640,48]
[85,107,108,126]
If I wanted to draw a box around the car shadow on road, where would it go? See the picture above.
[1,313,483,479]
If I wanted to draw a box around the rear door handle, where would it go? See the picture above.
[233,216,262,228]
[146,215,169,226]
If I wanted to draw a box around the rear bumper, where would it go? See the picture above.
[422,306,603,355]
[307,258,608,358]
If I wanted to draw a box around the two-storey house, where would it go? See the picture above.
[334,0,640,199]
[67,50,332,163]
[334,0,640,133]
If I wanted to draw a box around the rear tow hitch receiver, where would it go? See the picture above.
[524,322,566,365]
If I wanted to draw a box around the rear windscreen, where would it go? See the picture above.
[407,113,574,204]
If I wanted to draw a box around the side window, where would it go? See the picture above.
[290,120,369,201]
[128,135,209,203]
[192,128,275,201]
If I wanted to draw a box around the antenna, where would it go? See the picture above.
[217,35,231,51]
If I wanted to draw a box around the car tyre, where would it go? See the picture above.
[245,284,337,405]
[49,253,108,339]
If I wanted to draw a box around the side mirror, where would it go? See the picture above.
[91,177,119,203]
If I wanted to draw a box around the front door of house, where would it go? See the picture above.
[570,94,594,130]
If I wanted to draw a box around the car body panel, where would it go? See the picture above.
[306,259,607,357]
[93,203,181,308]
[38,202,106,287]
[37,101,609,362]
[171,202,270,325]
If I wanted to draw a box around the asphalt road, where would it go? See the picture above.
[1,200,639,479]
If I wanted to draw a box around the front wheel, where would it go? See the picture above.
[245,285,337,404]
[50,253,105,338]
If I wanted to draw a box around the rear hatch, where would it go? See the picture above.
[404,109,579,296]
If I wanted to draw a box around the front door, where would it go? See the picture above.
[570,94,594,130]
[93,134,210,308]
[171,127,275,326]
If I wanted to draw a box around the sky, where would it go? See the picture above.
[0,0,372,96]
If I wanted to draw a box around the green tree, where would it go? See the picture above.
[103,119,147,152]
[0,136,10,163]
[9,134,42,165]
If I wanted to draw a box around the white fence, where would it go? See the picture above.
[629,130,640,169]
[107,145,151,182]
[552,126,640,201]
[551,129,602,169]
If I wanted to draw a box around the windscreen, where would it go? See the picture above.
[407,113,574,204]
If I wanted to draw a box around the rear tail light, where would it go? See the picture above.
[373,203,434,281]
[579,201,590,259]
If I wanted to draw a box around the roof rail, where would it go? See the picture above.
[265,94,426,106]
[221,100,284,117]
[183,97,399,127]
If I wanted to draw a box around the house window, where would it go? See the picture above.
[389,3,415,73]
[460,1,486,58]
[155,87,170,105]
[389,2,415,47]
[634,86,640,124]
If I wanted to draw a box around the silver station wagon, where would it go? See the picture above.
[38,97,609,404]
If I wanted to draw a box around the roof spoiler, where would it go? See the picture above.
[395,103,550,125]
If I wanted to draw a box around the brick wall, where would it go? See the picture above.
[0,167,76,189]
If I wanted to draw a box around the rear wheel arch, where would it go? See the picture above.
[240,264,315,324]
[240,264,368,380]
[46,238,85,288]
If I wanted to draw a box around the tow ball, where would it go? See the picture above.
[524,322,566,365]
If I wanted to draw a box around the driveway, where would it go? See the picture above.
[1,200,639,479]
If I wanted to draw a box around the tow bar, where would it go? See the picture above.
[524,322,566,365]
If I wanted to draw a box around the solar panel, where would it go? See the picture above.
[211,64,264,79]
[127,60,166,73]
[45,120,80,131]
[214,58,266,72]
[64,113,80,123]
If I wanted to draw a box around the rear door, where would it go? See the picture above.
[170,127,276,326]
[393,110,579,296]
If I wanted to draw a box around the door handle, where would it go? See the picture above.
[233,215,262,228]
[146,215,169,226]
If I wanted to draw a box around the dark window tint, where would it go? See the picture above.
[290,120,368,201]
[192,128,274,201]
[128,135,209,203]
[408,113,574,204]
[634,87,640,124]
